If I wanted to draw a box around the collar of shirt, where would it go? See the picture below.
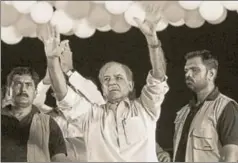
[105,98,131,110]
[189,87,220,109]
[2,105,40,126]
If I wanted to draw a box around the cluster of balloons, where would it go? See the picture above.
[1,1,238,45]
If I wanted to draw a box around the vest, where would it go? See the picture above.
[27,113,51,162]
[173,93,236,162]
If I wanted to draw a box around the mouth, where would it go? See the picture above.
[18,94,29,98]
[109,88,120,92]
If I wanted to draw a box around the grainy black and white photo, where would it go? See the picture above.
[1,1,238,162]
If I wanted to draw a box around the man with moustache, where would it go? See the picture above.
[1,67,70,162]
[173,50,238,162]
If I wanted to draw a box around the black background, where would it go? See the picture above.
[2,11,238,150]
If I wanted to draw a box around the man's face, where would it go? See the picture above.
[101,64,133,103]
[11,74,37,108]
[184,56,209,92]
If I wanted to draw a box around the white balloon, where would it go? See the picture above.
[97,24,111,32]
[74,19,96,39]
[156,18,169,31]
[12,1,36,14]
[105,1,133,15]
[169,19,185,27]
[51,10,74,34]
[208,8,227,25]
[54,1,68,10]
[93,1,105,4]
[178,1,201,10]
[1,26,23,45]
[30,1,53,24]
[184,9,205,28]
[199,1,224,21]
[4,1,13,5]
[221,1,238,11]
[124,2,146,27]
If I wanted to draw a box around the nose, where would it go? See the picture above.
[20,84,27,93]
[185,70,192,79]
[108,78,116,85]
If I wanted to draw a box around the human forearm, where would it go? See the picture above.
[220,144,238,162]
[146,34,166,81]
[47,57,67,101]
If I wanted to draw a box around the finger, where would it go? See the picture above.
[163,157,170,162]
[133,17,143,28]
[154,16,162,25]
[53,25,60,43]
[47,23,53,40]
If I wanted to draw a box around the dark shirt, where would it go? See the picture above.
[1,105,67,162]
[175,88,238,162]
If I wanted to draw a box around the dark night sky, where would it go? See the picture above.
[1,11,238,150]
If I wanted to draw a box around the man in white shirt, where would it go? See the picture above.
[38,15,169,161]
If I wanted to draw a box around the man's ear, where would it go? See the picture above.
[208,68,217,81]
[128,81,134,91]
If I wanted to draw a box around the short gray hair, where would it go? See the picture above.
[98,61,136,99]
[98,61,134,84]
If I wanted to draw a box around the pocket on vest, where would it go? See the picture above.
[191,128,214,151]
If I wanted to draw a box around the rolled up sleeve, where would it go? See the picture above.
[57,86,93,120]
[33,80,51,107]
[140,71,169,120]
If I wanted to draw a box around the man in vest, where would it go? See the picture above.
[1,67,70,162]
[173,50,238,162]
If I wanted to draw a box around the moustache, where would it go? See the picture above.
[185,77,194,83]
[17,93,29,98]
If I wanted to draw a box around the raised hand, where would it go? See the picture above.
[134,3,162,37]
[59,40,74,73]
[37,24,62,58]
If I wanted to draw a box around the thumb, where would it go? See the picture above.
[133,17,144,28]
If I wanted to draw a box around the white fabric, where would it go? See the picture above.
[57,71,169,162]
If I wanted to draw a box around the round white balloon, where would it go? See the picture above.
[1,26,23,45]
[93,1,105,4]
[199,1,224,22]
[30,1,53,24]
[51,10,74,34]
[97,24,111,32]
[105,1,133,15]
[156,18,169,32]
[221,1,238,11]
[74,19,96,39]
[12,1,36,14]
[170,19,185,27]
[54,1,68,10]
[178,1,201,10]
[124,2,146,27]
[3,1,13,5]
